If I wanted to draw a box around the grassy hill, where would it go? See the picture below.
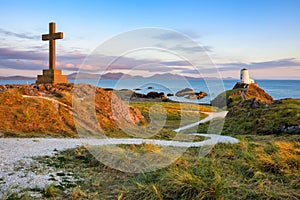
[207,83,300,135]
[0,84,145,137]
[211,83,273,109]
[224,98,300,135]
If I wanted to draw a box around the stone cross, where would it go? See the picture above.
[42,22,63,70]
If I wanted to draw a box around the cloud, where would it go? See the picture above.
[101,56,193,73]
[0,47,46,60]
[0,28,40,40]
[178,29,202,39]
[160,60,191,66]
[153,30,202,41]
[0,59,47,70]
[219,58,300,71]
[0,47,84,71]
[153,32,187,41]
[3,44,298,77]
[170,44,213,53]
[251,58,300,68]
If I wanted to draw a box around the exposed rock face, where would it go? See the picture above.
[175,88,208,99]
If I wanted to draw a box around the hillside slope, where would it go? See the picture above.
[211,83,299,135]
[0,84,144,137]
[211,83,273,109]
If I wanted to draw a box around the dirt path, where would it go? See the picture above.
[173,111,228,132]
[22,95,71,108]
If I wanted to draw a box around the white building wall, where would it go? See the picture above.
[240,68,254,84]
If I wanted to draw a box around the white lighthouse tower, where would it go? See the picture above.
[240,68,254,84]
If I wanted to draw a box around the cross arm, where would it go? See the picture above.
[52,32,63,40]
[42,32,63,41]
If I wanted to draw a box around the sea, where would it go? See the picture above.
[1,79,299,104]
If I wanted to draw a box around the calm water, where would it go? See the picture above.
[1,79,299,104]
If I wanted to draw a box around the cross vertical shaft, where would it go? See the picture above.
[49,23,55,70]
[42,22,63,70]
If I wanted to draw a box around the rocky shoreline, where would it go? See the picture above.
[0,84,209,103]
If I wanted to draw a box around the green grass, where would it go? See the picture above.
[187,99,300,136]
[9,135,300,199]
[224,98,300,135]
[130,102,213,130]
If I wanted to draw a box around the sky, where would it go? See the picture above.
[0,0,299,79]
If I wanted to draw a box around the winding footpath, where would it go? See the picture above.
[0,111,238,197]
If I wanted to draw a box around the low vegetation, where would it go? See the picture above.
[224,98,300,135]
[0,84,145,138]
[0,88,76,137]
[2,83,300,199]
[10,135,300,199]
[130,102,213,129]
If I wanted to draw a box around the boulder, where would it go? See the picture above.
[175,88,195,97]
[0,85,7,91]
[146,91,165,98]
[279,125,300,134]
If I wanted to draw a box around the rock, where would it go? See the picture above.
[195,91,208,99]
[56,171,66,176]
[147,86,153,89]
[233,82,251,89]
[250,98,259,109]
[103,88,113,91]
[167,93,174,96]
[133,88,141,90]
[186,94,198,99]
[279,125,300,134]
[37,84,45,92]
[175,88,195,97]
[0,85,7,91]
[175,88,207,99]
[132,92,147,98]
[146,91,164,98]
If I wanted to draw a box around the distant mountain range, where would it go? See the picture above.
[67,72,211,80]
[0,76,36,80]
[0,72,236,80]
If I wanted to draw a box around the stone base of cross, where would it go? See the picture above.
[36,69,68,84]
